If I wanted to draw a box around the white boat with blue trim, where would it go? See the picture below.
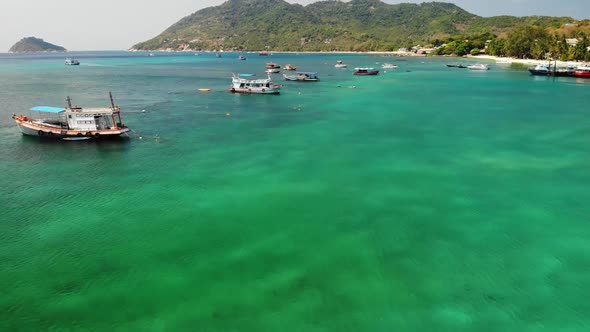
[228,74,281,94]
[11,93,130,139]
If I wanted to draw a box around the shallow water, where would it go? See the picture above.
[1,51,589,331]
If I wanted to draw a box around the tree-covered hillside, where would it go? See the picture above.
[132,0,574,53]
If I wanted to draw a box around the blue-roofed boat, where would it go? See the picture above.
[283,72,320,82]
[11,93,130,139]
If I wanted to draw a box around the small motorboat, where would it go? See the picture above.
[265,62,280,69]
[467,64,490,70]
[335,60,347,68]
[573,65,590,78]
[65,57,80,65]
[528,64,549,76]
[284,64,297,71]
[238,55,246,60]
[381,63,398,69]
[283,72,319,82]
[265,68,280,74]
[353,67,379,75]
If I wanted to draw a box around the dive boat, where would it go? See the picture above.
[528,64,549,76]
[573,65,590,78]
[265,63,280,69]
[283,72,319,82]
[229,74,281,94]
[335,60,347,68]
[284,64,297,71]
[353,67,379,75]
[11,93,130,139]
[65,57,80,65]
[467,64,490,70]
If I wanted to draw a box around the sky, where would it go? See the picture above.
[1,0,589,51]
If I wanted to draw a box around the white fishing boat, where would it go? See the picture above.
[467,64,490,70]
[228,74,281,94]
[335,60,347,68]
[381,63,398,69]
[11,93,130,139]
[65,57,80,65]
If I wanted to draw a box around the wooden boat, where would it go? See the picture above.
[353,67,379,75]
[283,72,319,82]
[228,74,281,94]
[284,64,297,71]
[11,93,130,139]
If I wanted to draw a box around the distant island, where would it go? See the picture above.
[9,37,66,53]
[131,0,590,61]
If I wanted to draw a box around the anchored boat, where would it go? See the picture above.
[283,72,320,82]
[353,67,379,75]
[65,57,80,65]
[335,60,347,68]
[12,92,130,139]
[228,74,281,94]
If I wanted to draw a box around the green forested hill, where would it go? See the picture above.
[131,0,573,52]
[9,37,66,53]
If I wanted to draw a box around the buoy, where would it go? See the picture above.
[141,109,146,113]
[198,88,211,92]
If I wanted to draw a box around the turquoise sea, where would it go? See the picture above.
[1,51,589,331]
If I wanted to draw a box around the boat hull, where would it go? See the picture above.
[529,69,548,76]
[283,75,319,82]
[228,87,280,94]
[573,71,590,78]
[14,117,130,139]
[353,71,379,75]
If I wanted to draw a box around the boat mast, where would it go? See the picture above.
[109,91,123,128]
[66,96,72,109]
[109,91,116,109]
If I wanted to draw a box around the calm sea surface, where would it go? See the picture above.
[1,51,589,331]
